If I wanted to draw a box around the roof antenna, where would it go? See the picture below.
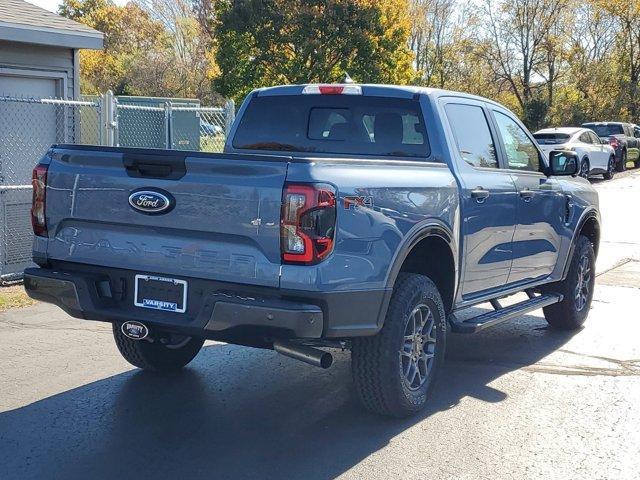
[343,73,355,84]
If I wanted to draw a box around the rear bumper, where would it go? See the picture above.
[24,263,388,342]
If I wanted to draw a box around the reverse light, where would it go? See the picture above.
[302,84,362,95]
[281,183,336,264]
[31,164,48,237]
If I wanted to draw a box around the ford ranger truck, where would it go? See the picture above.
[25,84,600,417]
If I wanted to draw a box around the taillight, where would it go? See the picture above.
[281,183,336,264]
[31,164,48,236]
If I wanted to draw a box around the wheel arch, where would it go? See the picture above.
[383,222,458,320]
[562,209,600,279]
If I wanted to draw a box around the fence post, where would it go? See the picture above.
[97,94,104,146]
[103,90,118,147]
[224,99,235,135]
[164,101,173,149]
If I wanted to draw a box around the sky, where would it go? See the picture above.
[25,0,127,13]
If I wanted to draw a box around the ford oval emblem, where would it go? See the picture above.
[128,189,174,215]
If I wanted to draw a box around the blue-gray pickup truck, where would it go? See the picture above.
[25,84,600,417]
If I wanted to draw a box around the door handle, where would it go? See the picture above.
[519,189,535,201]
[470,188,490,203]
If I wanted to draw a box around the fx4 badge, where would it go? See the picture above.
[344,195,373,210]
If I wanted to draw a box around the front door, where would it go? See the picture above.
[442,101,518,297]
[492,109,565,284]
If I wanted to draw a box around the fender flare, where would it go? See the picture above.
[561,208,600,280]
[375,220,459,327]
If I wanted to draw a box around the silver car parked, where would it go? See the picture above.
[534,127,616,180]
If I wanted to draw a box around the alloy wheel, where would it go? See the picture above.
[400,304,437,391]
[580,161,589,179]
[574,254,591,312]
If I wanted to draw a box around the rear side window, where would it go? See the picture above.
[444,103,497,168]
[579,132,592,143]
[233,95,429,158]
[533,133,570,144]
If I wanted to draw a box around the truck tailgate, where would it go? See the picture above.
[44,146,289,287]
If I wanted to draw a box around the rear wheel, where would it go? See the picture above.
[351,273,446,417]
[541,235,595,330]
[113,323,204,372]
[616,150,627,172]
[603,156,615,180]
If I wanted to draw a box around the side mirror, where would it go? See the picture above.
[548,150,578,176]
[601,139,608,145]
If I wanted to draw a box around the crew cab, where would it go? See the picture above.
[25,85,600,417]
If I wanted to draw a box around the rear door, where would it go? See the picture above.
[442,99,517,297]
[587,130,608,170]
[491,109,565,284]
[45,148,288,287]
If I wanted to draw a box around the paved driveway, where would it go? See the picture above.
[1,172,639,480]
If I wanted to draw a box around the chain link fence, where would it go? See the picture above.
[0,92,234,282]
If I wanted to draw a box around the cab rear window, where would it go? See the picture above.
[232,95,430,158]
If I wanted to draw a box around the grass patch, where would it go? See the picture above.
[0,285,37,311]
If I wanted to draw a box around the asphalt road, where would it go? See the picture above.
[2,171,640,480]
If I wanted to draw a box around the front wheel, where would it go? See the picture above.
[351,273,446,417]
[579,159,590,179]
[603,156,615,180]
[541,235,595,330]
[113,323,204,372]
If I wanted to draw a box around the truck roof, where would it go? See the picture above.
[254,83,507,108]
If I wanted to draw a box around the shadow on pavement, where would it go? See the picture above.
[0,312,576,480]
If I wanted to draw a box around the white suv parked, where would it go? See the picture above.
[534,127,616,180]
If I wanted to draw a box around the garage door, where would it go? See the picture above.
[0,75,59,185]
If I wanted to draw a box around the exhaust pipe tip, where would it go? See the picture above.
[273,339,333,369]
[317,351,333,369]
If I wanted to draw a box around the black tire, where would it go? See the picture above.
[616,150,627,172]
[113,323,204,372]
[541,235,595,330]
[351,273,446,417]
[603,156,615,180]
[579,158,590,179]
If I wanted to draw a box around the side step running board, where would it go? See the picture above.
[450,293,563,334]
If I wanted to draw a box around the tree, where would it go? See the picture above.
[477,0,570,127]
[59,0,220,102]
[410,0,456,87]
[595,0,640,118]
[213,0,416,104]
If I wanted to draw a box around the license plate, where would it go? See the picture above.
[134,275,187,313]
